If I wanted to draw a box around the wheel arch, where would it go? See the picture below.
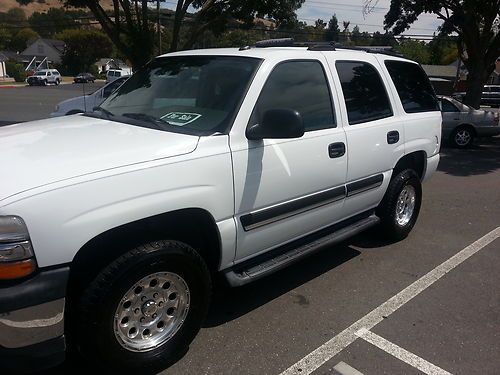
[392,151,427,181]
[455,123,477,136]
[66,208,222,299]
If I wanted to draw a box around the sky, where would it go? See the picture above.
[161,0,444,38]
[296,0,443,36]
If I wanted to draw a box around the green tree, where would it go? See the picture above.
[396,39,431,64]
[326,14,340,42]
[314,19,326,30]
[428,34,458,65]
[5,60,26,82]
[0,28,13,50]
[9,28,39,52]
[63,0,305,69]
[29,8,77,37]
[378,0,500,108]
[57,29,113,75]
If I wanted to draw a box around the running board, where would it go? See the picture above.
[224,214,380,287]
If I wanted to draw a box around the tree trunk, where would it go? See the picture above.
[463,59,487,109]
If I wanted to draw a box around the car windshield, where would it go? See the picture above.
[34,72,46,76]
[95,55,261,135]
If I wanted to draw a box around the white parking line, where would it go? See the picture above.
[333,361,364,375]
[355,328,452,375]
[279,226,500,375]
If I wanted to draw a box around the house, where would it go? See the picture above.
[0,50,49,72]
[421,63,459,95]
[22,38,66,65]
[95,58,131,74]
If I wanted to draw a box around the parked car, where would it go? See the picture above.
[26,69,61,86]
[452,85,500,107]
[74,72,95,83]
[51,76,128,117]
[106,68,132,83]
[438,95,500,148]
[0,40,441,373]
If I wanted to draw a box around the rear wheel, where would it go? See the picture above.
[450,126,474,148]
[55,78,60,85]
[74,240,211,373]
[376,169,422,241]
[43,79,48,86]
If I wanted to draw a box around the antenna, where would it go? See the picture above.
[83,78,87,113]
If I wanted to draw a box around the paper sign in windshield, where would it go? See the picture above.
[162,112,202,126]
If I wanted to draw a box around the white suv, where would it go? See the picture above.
[26,69,61,86]
[0,39,441,373]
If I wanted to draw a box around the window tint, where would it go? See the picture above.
[440,99,458,112]
[385,60,439,113]
[336,61,393,125]
[251,60,335,131]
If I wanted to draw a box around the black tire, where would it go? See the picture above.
[43,79,48,86]
[376,169,422,241]
[74,240,211,373]
[55,78,60,85]
[450,126,474,148]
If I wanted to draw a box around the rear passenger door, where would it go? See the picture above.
[231,58,348,262]
[327,57,404,217]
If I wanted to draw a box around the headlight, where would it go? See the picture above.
[0,216,37,280]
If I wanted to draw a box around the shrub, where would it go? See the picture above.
[5,60,26,82]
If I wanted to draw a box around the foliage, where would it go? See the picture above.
[29,8,77,37]
[325,14,340,41]
[396,39,431,64]
[5,60,26,82]
[381,0,500,108]
[63,0,305,69]
[10,28,39,52]
[56,29,112,75]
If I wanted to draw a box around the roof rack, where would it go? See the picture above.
[239,38,403,57]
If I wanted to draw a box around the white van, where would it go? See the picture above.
[106,68,132,83]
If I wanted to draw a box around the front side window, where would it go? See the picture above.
[251,60,335,131]
[440,99,459,112]
[385,60,439,113]
[336,61,393,125]
[97,56,261,134]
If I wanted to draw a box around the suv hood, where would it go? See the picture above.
[0,115,199,201]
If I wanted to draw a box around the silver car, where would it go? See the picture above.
[438,95,500,148]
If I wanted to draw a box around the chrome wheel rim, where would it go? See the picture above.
[395,185,416,227]
[455,130,471,146]
[113,272,190,352]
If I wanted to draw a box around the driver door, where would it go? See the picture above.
[230,58,348,262]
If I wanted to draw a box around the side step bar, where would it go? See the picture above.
[224,213,380,287]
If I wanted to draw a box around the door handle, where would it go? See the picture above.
[328,142,345,158]
[387,130,400,144]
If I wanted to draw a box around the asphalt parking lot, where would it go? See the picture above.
[0,82,104,124]
[1,91,499,375]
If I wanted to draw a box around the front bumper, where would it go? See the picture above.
[0,266,69,372]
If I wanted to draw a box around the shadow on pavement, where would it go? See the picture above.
[439,136,500,177]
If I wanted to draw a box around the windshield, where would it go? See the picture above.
[97,55,261,134]
[34,72,46,76]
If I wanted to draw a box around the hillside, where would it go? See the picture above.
[0,0,114,16]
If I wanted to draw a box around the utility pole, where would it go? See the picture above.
[157,0,162,55]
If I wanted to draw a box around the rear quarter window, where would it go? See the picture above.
[384,60,439,113]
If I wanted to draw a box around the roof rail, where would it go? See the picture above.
[239,38,402,57]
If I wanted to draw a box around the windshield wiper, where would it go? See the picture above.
[93,107,115,119]
[122,112,173,129]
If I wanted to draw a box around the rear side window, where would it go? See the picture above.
[385,60,439,113]
[251,60,335,131]
[336,61,393,125]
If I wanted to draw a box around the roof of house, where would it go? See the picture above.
[38,38,66,53]
[0,50,50,63]
[421,64,457,78]
[95,57,129,68]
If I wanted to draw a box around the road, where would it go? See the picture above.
[2,88,499,375]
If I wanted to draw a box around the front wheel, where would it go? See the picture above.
[74,240,211,372]
[376,169,422,241]
[55,78,60,85]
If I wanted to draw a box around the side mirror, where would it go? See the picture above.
[246,109,304,140]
